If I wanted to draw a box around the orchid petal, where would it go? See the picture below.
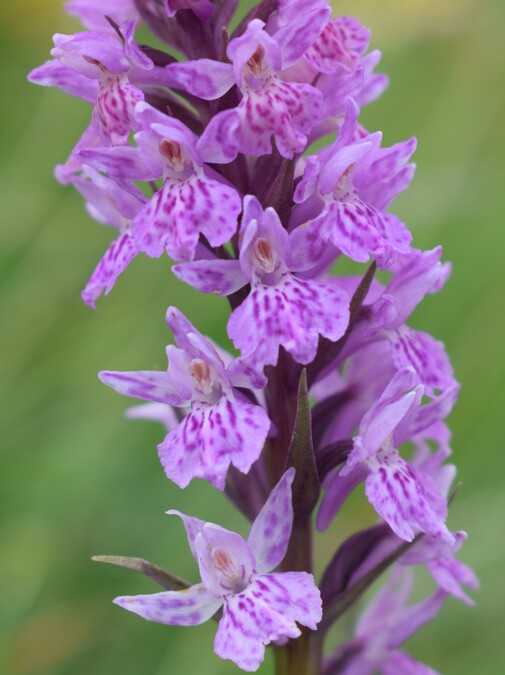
[114,583,222,626]
[247,468,295,574]
[365,448,454,543]
[173,260,246,296]
[214,572,321,671]
[82,232,139,308]
[99,369,182,406]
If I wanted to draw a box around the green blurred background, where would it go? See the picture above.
[1,0,504,673]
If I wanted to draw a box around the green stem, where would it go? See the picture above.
[275,517,322,674]
[264,351,299,487]
[274,626,323,675]
[265,353,322,674]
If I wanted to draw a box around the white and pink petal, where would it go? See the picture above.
[158,396,269,490]
[167,509,207,558]
[390,327,456,398]
[114,583,222,626]
[133,175,240,261]
[427,556,479,606]
[82,232,139,308]
[165,59,234,99]
[214,572,321,671]
[27,59,98,103]
[365,448,454,543]
[172,259,246,296]
[227,276,349,369]
[247,468,295,574]
[99,369,183,406]
[95,76,144,145]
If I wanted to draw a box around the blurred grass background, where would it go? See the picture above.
[1,0,504,673]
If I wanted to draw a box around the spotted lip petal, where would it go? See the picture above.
[132,172,241,261]
[292,98,415,270]
[82,232,139,308]
[231,197,350,370]
[157,395,270,490]
[320,364,456,542]
[214,572,322,672]
[88,102,243,263]
[199,79,323,162]
[304,16,371,75]
[95,75,144,145]
[390,327,457,398]
[227,274,350,370]
[365,448,455,544]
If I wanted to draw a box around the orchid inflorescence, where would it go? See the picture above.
[29,1,478,672]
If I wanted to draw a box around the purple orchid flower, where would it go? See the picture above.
[300,15,387,126]
[69,167,146,307]
[401,531,479,606]
[304,15,371,75]
[78,102,242,261]
[114,469,322,672]
[173,195,350,382]
[99,307,270,489]
[318,367,455,544]
[65,0,141,31]
[28,20,153,146]
[325,569,446,675]
[398,426,478,604]
[341,423,478,606]
[264,1,332,70]
[343,526,478,610]
[189,19,324,161]
[336,247,458,398]
[290,97,415,270]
